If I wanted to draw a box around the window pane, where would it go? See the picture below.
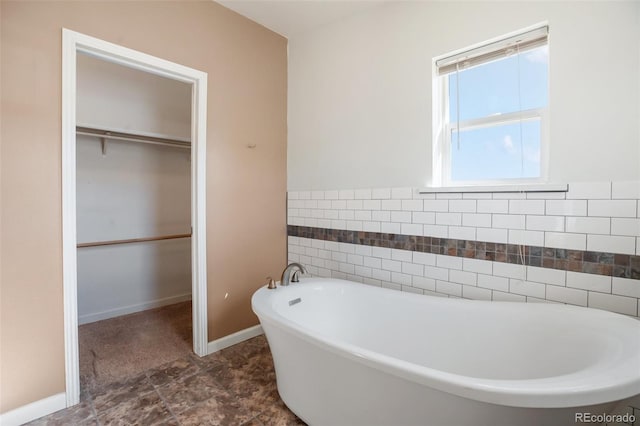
[450,119,541,182]
[449,45,548,122]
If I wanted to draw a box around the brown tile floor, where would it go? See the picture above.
[27,335,306,425]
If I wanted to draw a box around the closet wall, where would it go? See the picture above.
[76,54,192,324]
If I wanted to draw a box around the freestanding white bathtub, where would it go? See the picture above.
[252,277,640,426]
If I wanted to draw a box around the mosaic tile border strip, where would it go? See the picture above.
[288,225,640,280]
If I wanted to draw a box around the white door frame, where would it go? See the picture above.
[61,29,208,407]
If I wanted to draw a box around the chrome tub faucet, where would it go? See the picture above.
[280,262,307,287]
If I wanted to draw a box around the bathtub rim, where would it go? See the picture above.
[252,277,640,409]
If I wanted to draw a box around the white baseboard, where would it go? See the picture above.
[0,392,66,426]
[206,324,263,354]
[78,293,192,325]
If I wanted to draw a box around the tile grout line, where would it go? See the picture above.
[172,349,270,426]
[89,357,195,424]
[204,354,268,424]
[144,354,218,424]
[145,372,182,425]
[241,414,266,426]
[87,394,101,426]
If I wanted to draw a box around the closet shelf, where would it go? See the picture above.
[76,126,191,149]
[77,233,192,248]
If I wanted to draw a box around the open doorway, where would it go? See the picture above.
[75,52,192,391]
[62,29,208,407]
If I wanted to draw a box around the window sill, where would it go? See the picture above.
[419,183,568,194]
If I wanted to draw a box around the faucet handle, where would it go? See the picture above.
[291,271,300,283]
[266,276,277,289]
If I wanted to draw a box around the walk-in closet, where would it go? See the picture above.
[75,53,194,391]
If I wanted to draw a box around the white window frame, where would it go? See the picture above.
[432,24,550,187]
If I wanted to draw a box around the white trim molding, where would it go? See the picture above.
[0,393,66,426]
[206,325,264,354]
[62,28,208,408]
[61,27,81,410]
[419,183,568,194]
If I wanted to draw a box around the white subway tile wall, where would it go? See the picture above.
[289,235,639,317]
[288,182,640,317]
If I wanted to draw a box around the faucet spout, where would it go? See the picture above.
[280,262,307,286]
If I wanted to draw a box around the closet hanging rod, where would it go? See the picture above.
[77,232,192,248]
[76,126,191,149]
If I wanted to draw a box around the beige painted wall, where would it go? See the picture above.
[0,0,287,413]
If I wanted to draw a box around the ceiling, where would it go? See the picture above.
[217,0,386,38]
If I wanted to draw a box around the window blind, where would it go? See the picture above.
[436,26,548,76]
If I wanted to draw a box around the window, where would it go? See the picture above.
[432,26,549,186]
